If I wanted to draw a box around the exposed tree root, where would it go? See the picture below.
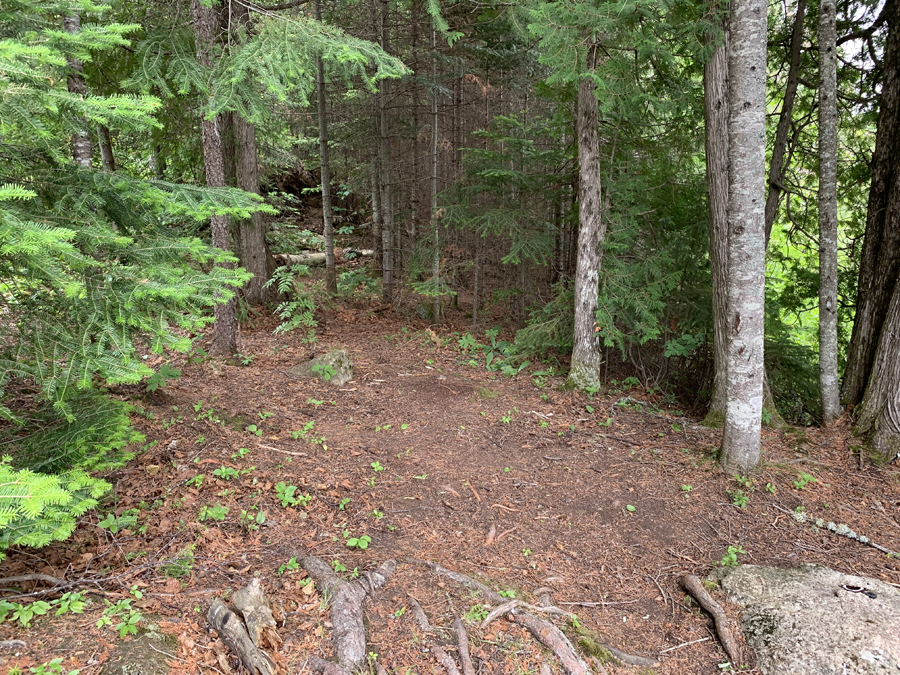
[300,557,396,670]
[507,610,592,675]
[408,596,463,675]
[411,558,657,675]
[306,655,352,675]
[452,617,476,675]
[679,574,742,665]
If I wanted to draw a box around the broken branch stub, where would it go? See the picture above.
[232,578,281,651]
[207,599,276,675]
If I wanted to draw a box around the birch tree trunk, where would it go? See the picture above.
[192,0,237,356]
[316,0,337,295]
[763,0,806,245]
[568,57,606,390]
[818,0,841,423]
[64,15,92,167]
[842,0,900,408]
[703,5,730,426]
[721,0,766,474]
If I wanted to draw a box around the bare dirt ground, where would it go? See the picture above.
[2,297,900,675]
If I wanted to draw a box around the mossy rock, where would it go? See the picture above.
[99,623,178,675]
[577,637,620,665]
[476,387,499,400]
[288,348,353,386]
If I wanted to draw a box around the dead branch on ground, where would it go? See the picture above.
[207,599,276,675]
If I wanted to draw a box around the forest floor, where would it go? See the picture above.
[2,291,900,675]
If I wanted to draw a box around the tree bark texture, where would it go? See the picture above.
[431,24,441,319]
[703,5,729,425]
[568,66,605,390]
[230,3,273,305]
[316,0,337,295]
[379,0,394,303]
[64,15,92,167]
[371,165,383,269]
[98,126,115,172]
[193,0,237,356]
[818,0,841,423]
[842,0,900,407]
[763,0,806,245]
[852,2,900,464]
[721,0,766,474]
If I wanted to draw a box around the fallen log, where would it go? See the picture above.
[300,557,395,670]
[272,249,374,267]
[207,599,276,675]
[679,574,742,665]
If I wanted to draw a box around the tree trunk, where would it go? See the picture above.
[431,23,441,320]
[315,0,337,295]
[850,2,900,464]
[379,0,394,303]
[568,57,605,390]
[842,0,900,408]
[192,0,237,356]
[818,0,841,423]
[763,0,807,245]
[64,15,92,167]
[229,4,273,306]
[703,5,729,427]
[721,0,766,474]
[98,126,115,172]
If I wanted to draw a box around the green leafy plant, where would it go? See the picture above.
[339,498,351,510]
[27,659,79,675]
[146,364,181,392]
[246,424,263,437]
[97,599,143,638]
[346,534,372,550]
[728,489,750,508]
[275,482,312,508]
[371,461,384,472]
[239,509,266,531]
[198,504,229,522]
[716,545,746,567]
[278,557,300,575]
[232,447,251,459]
[463,604,489,623]
[793,472,817,490]
[310,363,337,382]
[213,466,239,481]
[98,508,139,535]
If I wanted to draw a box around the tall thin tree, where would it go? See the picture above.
[316,0,337,295]
[568,45,605,389]
[193,0,237,355]
[818,0,841,423]
[721,0,767,473]
[64,15,92,167]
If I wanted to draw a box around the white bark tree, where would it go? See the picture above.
[721,0,767,474]
[818,0,841,423]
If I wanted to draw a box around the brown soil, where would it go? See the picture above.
[2,300,900,675]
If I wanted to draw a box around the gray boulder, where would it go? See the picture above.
[288,348,353,386]
[712,564,900,674]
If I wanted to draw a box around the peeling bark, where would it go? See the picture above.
[207,599,276,675]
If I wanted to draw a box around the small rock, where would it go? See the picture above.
[288,348,353,386]
[99,624,178,675]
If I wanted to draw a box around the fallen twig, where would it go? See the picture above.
[0,574,61,587]
[659,636,710,654]
[678,575,741,664]
[408,596,462,675]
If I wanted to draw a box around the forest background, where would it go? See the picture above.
[1,0,899,556]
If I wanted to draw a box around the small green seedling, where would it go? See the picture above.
[371,461,384,472]
[793,472,816,490]
[716,545,746,567]
[625,504,636,513]
[278,557,300,575]
[213,466,239,481]
[346,534,371,550]
[728,489,750,508]
[681,485,693,493]
[246,424,262,437]
[198,504,229,522]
